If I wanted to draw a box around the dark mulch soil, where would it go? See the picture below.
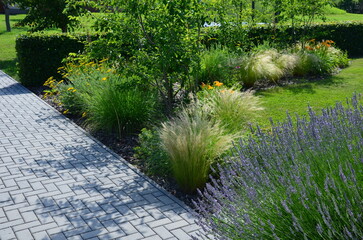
[31,86,198,208]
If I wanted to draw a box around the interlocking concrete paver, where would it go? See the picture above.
[0,70,202,239]
[153,226,175,239]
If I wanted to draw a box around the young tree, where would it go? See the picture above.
[3,0,12,32]
[91,0,208,113]
[14,0,86,32]
[284,0,333,43]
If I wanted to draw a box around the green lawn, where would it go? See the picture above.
[256,58,363,127]
[325,13,363,22]
[0,14,29,78]
[0,14,93,79]
[323,6,363,22]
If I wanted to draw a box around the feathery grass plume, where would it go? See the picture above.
[276,53,300,76]
[160,105,235,193]
[238,49,285,88]
[194,94,363,239]
[198,88,263,135]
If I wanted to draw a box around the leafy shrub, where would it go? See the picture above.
[16,33,100,87]
[45,59,158,135]
[293,40,349,75]
[195,95,363,239]
[198,81,263,135]
[160,106,235,193]
[204,22,363,57]
[134,128,170,177]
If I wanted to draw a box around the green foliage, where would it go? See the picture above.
[294,52,322,76]
[335,0,360,12]
[293,40,350,75]
[160,105,235,193]
[87,84,154,135]
[232,42,349,87]
[45,59,159,135]
[198,84,264,135]
[91,0,208,113]
[16,33,97,87]
[198,47,233,86]
[13,0,88,32]
[204,22,363,57]
[237,49,285,88]
[158,84,263,193]
[196,95,363,239]
[134,128,171,177]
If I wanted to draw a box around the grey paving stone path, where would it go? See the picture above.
[0,71,202,240]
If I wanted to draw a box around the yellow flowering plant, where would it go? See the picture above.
[43,53,159,135]
[43,55,117,115]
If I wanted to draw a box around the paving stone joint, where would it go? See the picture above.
[0,71,202,240]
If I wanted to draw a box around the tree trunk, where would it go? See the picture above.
[252,1,255,21]
[274,0,281,24]
[5,5,11,32]
[61,24,67,33]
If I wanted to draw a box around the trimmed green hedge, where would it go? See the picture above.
[16,33,99,87]
[204,21,363,57]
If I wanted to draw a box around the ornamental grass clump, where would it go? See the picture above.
[160,106,235,193]
[159,82,263,193]
[237,49,285,88]
[45,58,158,135]
[198,47,232,86]
[198,81,263,135]
[195,95,363,239]
[293,40,349,76]
[234,41,349,88]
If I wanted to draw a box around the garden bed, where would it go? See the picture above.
[29,68,338,209]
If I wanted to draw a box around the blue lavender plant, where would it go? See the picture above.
[194,95,363,239]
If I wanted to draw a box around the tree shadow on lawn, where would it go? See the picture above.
[0,59,18,79]
[258,75,346,96]
[0,26,28,35]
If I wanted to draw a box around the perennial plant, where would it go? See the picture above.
[195,95,363,239]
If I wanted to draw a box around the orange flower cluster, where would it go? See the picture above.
[201,81,224,90]
[305,39,335,52]
[321,40,334,47]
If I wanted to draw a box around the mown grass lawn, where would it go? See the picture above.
[325,13,363,21]
[0,14,29,79]
[256,58,363,127]
[323,5,363,21]
[0,14,93,79]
